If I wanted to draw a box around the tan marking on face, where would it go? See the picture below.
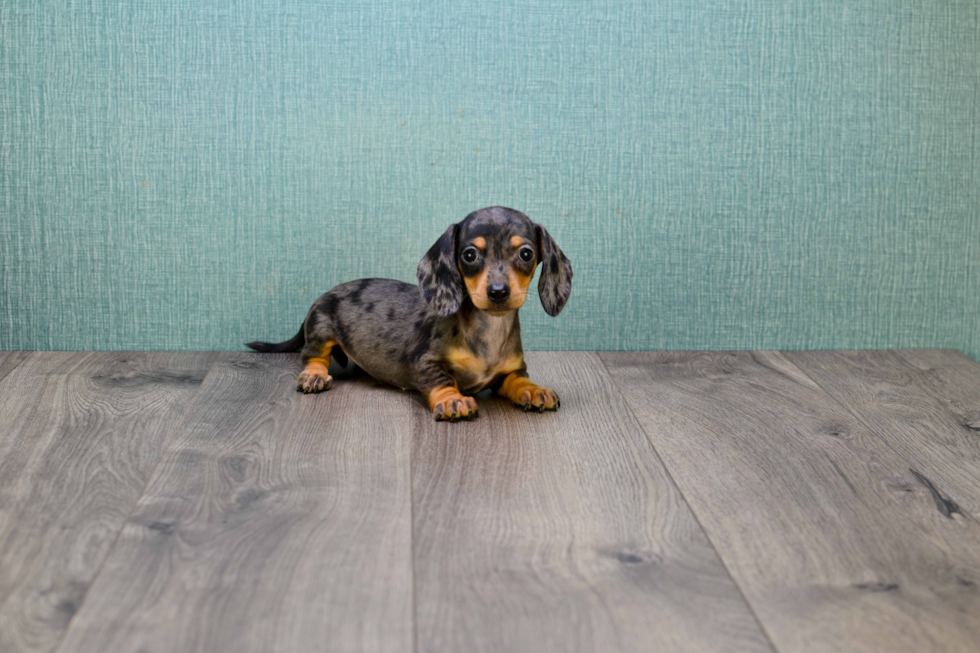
[502,263,536,310]
[511,235,524,249]
[461,265,491,308]
[472,236,486,249]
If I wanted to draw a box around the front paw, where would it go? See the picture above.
[432,395,478,421]
[513,385,560,412]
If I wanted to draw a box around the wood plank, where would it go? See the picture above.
[57,353,415,653]
[785,349,980,516]
[0,351,214,653]
[601,351,980,653]
[0,351,31,384]
[412,351,773,653]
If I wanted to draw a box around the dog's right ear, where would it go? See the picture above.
[417,223,464,316]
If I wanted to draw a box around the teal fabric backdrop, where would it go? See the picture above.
[1,1,978,357]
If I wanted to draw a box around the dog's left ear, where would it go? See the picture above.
[417,223,465,316]
[535,223,573,316]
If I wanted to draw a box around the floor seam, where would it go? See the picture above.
[595,351,783,653]
[0,350,33,386]
[408,392,420,653]
[50,350,223,653]
[781,349,973,512]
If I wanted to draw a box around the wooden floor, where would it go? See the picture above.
[0,350,978,653]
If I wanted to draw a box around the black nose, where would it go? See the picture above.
[487,284,510,303]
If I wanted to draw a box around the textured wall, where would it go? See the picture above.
[1,1,978,357]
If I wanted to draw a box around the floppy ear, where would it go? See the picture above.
[535,223,573,316]
[417,223,465,316]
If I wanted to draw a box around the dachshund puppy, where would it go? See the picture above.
[246,206,572,421]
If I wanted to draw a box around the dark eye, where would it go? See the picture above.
[461,247,479,264]
[519,247,534,262]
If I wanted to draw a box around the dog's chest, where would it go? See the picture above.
[446,346,522,393]
[445,317,522,393]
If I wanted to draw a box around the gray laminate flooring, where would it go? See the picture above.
[0,350,977,653]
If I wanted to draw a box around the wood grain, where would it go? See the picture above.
[412,351,772,653]
[601,351,980,653]
[786,349,980,516]
[0,351,214,653]
[0,351,31,384]
[57,353,415,653]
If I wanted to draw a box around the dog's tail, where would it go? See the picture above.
[245,325,305,353]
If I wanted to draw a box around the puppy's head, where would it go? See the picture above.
[417,206,572,317]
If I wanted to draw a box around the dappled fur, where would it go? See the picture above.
[247,206,572,421]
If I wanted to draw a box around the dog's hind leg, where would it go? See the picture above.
[297,302,348,394]
[297,337,338,393]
